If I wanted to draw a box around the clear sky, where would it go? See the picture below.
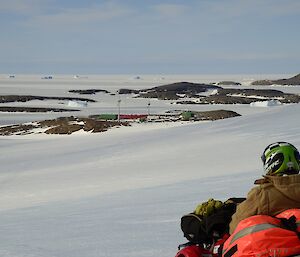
[1,0,299,74]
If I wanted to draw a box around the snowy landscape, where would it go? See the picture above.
[1,74,300,257]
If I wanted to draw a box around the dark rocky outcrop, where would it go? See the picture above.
[217,81,241,86]
[0,109,241,136]
[69,89,110,95]
[0,95,96,103]
[177,95,256,105]
[137,82,221,100]
[218,88,284,97]
[41,117,127,134]
[131,82,300,104]
[118,89,140,94]
[194,110,241,120]
[251,80,274,86]
[0,107,79,113]
[176,88,300,104]
[0,124,37,136]
[150,82,220,91]
[251,74,300,85]
[0,116,128,136]
[217,88,300,103]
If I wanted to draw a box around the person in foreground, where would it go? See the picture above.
[176,142,300,257]
[229,141,300,234]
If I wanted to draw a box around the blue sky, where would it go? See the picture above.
[0,0,300,74]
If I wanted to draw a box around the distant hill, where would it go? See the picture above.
[217,81,241,86]
[136,82,221,100]
[252,73,300,85]
[119,82,221,100]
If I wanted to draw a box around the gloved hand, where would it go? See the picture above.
[194,198,224,217]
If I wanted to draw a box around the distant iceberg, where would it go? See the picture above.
[250,100,282,107]
[67,100,88,108]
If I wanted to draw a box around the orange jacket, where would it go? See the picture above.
[223,209,300,257]
[229,174,300,234]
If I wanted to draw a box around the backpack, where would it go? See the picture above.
[180,198,244,245]
[222,209,300,257]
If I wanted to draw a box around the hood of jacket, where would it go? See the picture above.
[262,174,300,203]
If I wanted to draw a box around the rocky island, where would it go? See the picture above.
[119,81,300,104]
[251,73,300,86]
[119,82,221,100]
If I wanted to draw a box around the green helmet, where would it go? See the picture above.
[261,142,300,176]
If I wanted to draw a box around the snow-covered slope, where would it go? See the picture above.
[0,74,299,257]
